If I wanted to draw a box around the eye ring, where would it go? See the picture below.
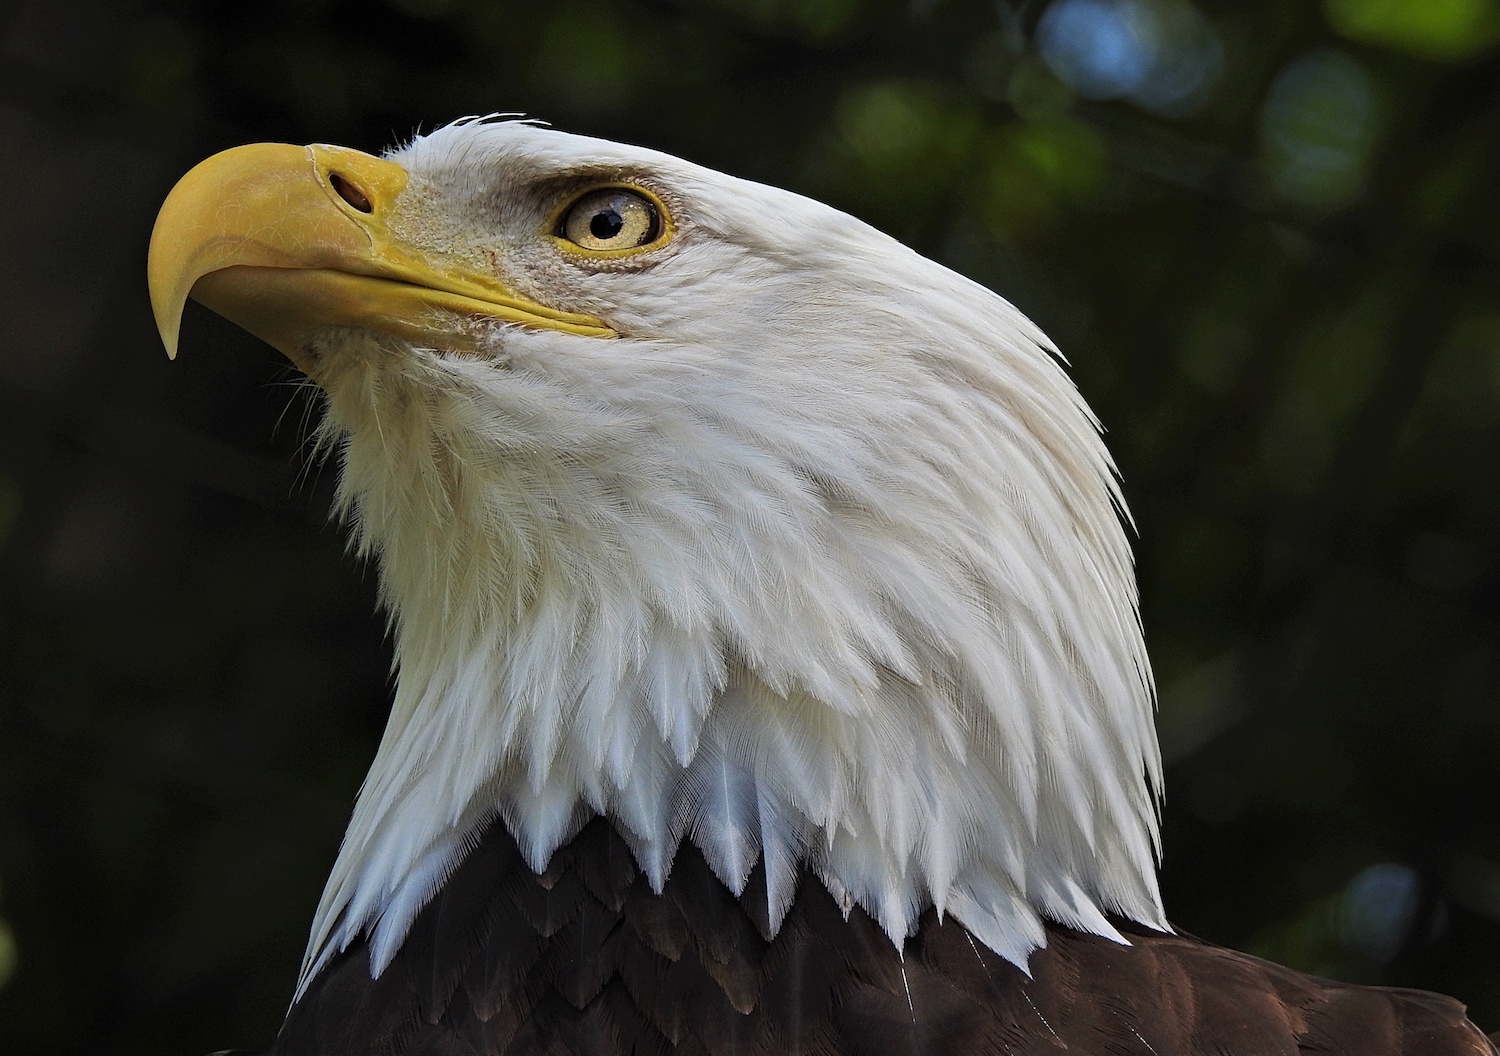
[554,186,669,255]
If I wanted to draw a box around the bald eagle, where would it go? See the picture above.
[149,119,1496,1055]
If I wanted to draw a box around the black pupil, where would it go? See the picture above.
[590,208,625,240]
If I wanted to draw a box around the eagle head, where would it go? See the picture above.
[148,118,1166,994]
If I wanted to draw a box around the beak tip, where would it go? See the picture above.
[152,301,183,360]
[151,281,184,359]
[148,248,184,361]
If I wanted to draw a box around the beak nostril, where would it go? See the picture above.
[330,172,373,213]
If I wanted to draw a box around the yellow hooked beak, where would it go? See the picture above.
[147,142,614,366]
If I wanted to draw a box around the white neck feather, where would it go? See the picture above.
[292,140,1167,996]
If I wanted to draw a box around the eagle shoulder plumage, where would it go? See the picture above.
[147,118,1497,1055]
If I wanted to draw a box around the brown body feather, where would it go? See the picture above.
[233,819,1498,1056]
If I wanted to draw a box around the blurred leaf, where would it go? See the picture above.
[1014,118,1108,196]
[1246,890,1353,979]
[837,80,976,175]
[1325,0,1500,61]
[821,79,984,233]
[975,116,1107,241]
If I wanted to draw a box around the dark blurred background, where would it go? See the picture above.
[2,0,1499,1051]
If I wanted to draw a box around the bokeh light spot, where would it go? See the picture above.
[1339,862,1420,962]
[1039,0,1151,99]
[1036,0,1221,115]
[1260,50,1381,209]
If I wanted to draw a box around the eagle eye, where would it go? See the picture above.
[558,188,662,253]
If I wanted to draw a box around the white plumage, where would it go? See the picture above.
[291,118,1167,995]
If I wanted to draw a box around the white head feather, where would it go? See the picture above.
[295,118,1167,995]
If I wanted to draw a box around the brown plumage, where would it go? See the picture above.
[243,818,1495,1056]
